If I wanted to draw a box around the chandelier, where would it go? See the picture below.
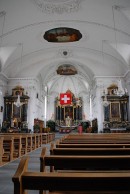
[14,95,23,107]
[113,79,126,97]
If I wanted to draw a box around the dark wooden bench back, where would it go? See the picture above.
[50,147,130,156]
[40,147,130,172]
[12,156,130,194]
[56,143,130,148]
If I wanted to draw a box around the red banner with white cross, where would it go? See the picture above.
[60,93,72,105]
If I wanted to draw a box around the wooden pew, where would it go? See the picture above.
[12,156,130,194]
[0,133,48,166]
[2,136,14,162]
[0,133,55,166]
[0,137,3,165]
[41,133,48,144]
[65,133,130,139]
[59,134,130,144]
[61,133,130,141]
[13,136,22,158]
[50,145,130,156]
[56,142,130,148]
[26,135,32,152]
[60,139,130,144]
[21,135,28,155]
[40,147,130,172]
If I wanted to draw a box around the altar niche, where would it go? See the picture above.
[55,90,82,126]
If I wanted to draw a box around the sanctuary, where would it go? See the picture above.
[55,90,82,127]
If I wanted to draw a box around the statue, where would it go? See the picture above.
[65,116,71,127]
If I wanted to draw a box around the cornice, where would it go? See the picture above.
[0,74,39,83]
[8,77,39,83]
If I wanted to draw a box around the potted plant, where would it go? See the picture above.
[33,124,40,133]
[46,120,55,132]
[81,121,90,132]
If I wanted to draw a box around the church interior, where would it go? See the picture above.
[0,0,130,193]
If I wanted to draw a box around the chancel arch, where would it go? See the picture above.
[41,61,93,128]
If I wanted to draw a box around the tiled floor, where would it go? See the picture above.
[0,132,65,194]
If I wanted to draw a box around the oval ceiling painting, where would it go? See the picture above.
[44,27,82,43]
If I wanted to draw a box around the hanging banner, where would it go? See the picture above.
[60,93,72,105]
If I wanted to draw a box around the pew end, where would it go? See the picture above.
[40,147,48,172]
[12,156,29,194]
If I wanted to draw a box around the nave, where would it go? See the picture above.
[2,131,130,194]
[11,132,130,194]
[0,132,65,194]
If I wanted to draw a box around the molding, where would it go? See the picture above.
[94,75,124,79]
[0,73,39,83]
[34,0,82,14]
[8,77,38,82]
[94,70,130,79]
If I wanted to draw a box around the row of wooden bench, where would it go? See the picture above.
[13,150,130,194]
[0,132,55,166]
[58,133,130,144]
[12,133,130,193]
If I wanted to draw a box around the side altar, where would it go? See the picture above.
[55,90,82,132]
[2,86,30,132]
[102,83,130,132]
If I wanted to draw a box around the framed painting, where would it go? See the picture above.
[110,102,121,119]
[65,106,73,119]
[44,27,82,43]
[13,104,21,118]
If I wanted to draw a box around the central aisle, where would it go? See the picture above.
[0,132,66,194]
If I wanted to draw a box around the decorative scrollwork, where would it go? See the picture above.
[34,0,82,14]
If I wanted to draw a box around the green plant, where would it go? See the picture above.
[46,120,55,131]
[81,121,90,132]
[33,124,40,133]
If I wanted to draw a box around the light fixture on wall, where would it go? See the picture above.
[14,95,23,107]
[112,5,125,97]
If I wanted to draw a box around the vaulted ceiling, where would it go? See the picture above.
[0,0,130,97]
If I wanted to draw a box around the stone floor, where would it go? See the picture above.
[0,132,65,194]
